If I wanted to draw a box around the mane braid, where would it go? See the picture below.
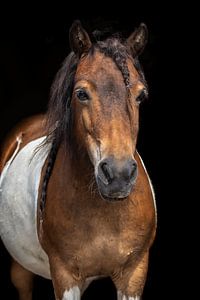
[134,57,148,89]
[40,139,59,217]
[95,38,130,89]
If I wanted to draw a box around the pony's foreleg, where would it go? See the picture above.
[114,252,149,300]
[60,286,81,300]
[49,257,81,300]
[10,259,34,300]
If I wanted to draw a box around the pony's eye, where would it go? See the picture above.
[76,89,89,102]
[136,90,147,103]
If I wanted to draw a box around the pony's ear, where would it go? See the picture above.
[69,20,92,57]
[126,23,148,57]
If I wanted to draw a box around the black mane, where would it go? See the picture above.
[46,52,78,147]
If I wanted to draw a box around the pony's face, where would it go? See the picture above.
[70,21,148,201]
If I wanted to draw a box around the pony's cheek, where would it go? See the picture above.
[81,108,93,135]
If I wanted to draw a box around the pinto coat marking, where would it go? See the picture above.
[0,137,51,278]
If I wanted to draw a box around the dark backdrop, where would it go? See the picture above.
[0,3,188,300]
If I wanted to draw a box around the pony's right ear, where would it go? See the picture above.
[69,20,92,57]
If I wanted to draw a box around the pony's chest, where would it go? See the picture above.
[68,224,145,276]
[48,198,152,276]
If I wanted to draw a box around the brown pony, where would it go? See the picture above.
[0,20,156,300]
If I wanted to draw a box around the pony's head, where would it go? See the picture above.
[48,20,148,201]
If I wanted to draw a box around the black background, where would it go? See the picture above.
[0,2,191,300]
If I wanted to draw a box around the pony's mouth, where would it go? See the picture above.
[98,190,130,202]
[96,174,136,202]
[101,195,127,202]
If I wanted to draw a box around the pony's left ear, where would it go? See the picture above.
[69,20,92,57]
[126,23,148,57]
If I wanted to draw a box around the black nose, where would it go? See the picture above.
[97,157,137,199]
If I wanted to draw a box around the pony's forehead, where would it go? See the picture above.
[75,50,141,89]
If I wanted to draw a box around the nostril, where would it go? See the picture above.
[101,163,113,184]
[99,162,113,185]
[130,162,137,179]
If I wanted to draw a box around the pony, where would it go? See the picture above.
[0,20,156,300]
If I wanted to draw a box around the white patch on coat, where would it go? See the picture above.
[136,152,157,221]
[62,286,80,300]
[0,136,51,278]
[117,291,140,300]
[0,135,22,192]
[7,135,22,164]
